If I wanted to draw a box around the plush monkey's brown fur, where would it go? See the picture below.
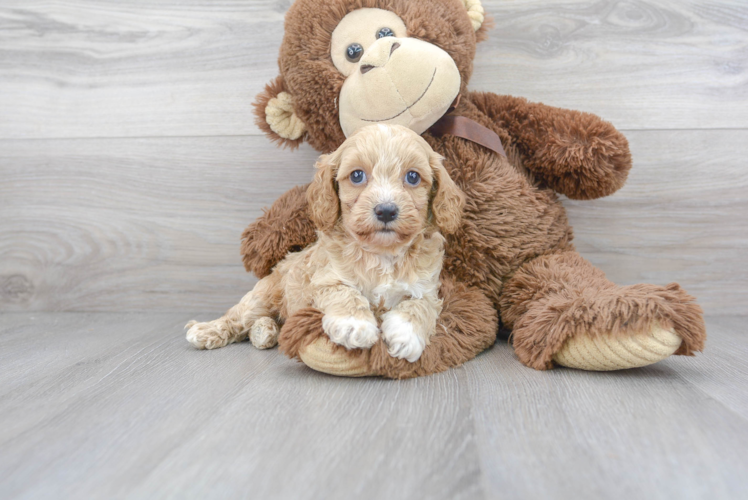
[241,0,705,377]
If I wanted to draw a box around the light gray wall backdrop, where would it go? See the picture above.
[1,0,746,314]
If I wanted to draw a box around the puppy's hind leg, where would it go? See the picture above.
[186,274,280,350]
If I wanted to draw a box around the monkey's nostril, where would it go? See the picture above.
[374,203,399,223]
[361,43,400,75]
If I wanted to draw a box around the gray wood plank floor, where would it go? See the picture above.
[2,132,746,314]
[1,2,746,498]
[0,313,746,500]
[1,0,747,314]
[2,0,747,315]
[1,0,746,138]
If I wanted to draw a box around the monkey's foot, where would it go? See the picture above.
[298,337,375,377]
[553,323,682,371]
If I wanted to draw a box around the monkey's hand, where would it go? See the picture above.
[241,184,317,278]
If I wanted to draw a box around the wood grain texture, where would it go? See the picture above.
[0,0,285,139]
[2,130,745,314]
[0,137,316,310]
[674,315,748,418]
[0,312,483,500]
[463,325,748,500]
[0,312,746,499]
[473,0,748,130]
[567,129,748,315]
[0,136,318,312]
[1,3,744,498]
[0,0,746,139]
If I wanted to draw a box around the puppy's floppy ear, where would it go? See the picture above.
[306,150,342,233]
[430,152,465,235]
[253,75,307,149]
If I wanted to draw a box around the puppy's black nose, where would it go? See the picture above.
[374,203,399,223]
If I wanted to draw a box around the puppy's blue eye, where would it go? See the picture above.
[350,170,366,185]
[377,27,395,39]
[405,170,421,186]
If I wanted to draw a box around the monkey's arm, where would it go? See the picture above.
[241,184,318,278]
[470,92,632,200]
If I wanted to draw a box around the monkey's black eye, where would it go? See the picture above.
[405,171,421,186]
[350,170,367,185]
[346,43,364,62]
[377,27,395,39]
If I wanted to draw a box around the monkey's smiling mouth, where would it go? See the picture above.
[361,68,437,123]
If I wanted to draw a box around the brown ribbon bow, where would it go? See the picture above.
[429,105,506,157]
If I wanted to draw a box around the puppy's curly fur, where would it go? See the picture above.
[186,124,464,362]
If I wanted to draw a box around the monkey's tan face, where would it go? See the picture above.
[331,8,462,137]
[335,125,436,250]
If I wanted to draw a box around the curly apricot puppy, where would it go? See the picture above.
[186,124,464,362]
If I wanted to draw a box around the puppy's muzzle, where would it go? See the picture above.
[374,203,399,223]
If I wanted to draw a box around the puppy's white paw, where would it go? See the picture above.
[250,317,279,350]
[185,320,229,350]
[381,313,425,363]
[322,315,379,350]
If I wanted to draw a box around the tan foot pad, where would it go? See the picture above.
[298,337,376,377]
[553,325,682,371]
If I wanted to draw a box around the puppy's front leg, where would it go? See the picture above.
[382,295,442,362]
[314,285,379,350]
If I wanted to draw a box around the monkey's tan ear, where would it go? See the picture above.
[461,0,485,32]
[253,75,307,149]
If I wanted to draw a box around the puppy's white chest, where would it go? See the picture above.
[369,280,413,310]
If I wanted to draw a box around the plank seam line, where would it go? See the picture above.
[1,128,748,142]
[664,361,748,425]
[458,367,492,500]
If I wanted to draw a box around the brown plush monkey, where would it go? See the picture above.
[235,0,705,378]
